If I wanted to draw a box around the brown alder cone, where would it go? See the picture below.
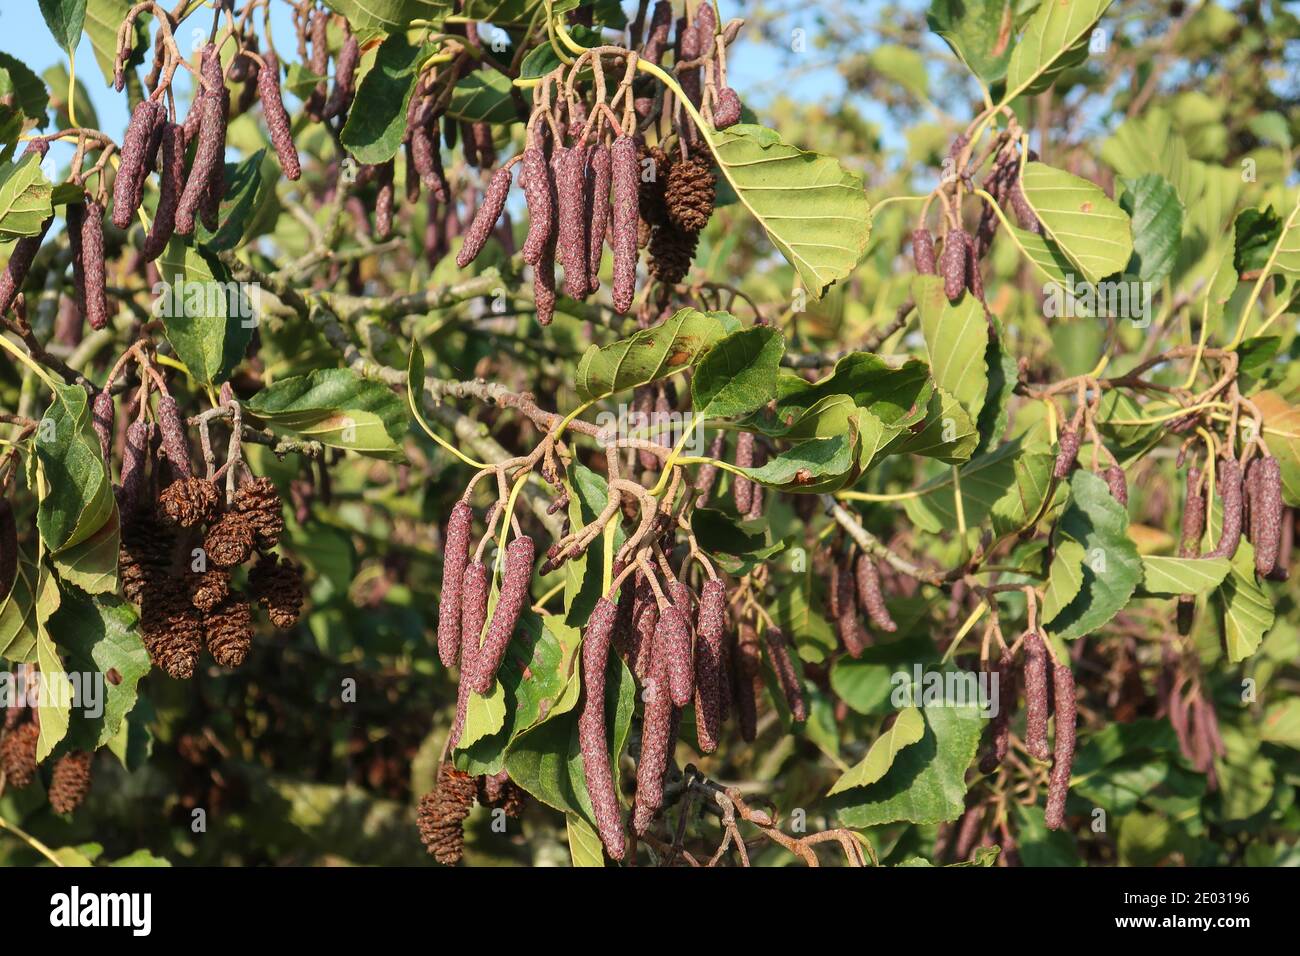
[437,501,473,668]
[733,621,762,742]
[470,536,535,693]
[1103,463,1128,506]
[257,52,301,180]
[557,146,591,298]
[477,770,527,817]
[1023,630,1051,761]
[1044,664,1077,830]
[0,215,53,316]
[586,143,612,294]
[140,578,203,678]
[1053,427,1080,479]
[1247,457,1283,576]
[456,166,513,267]
[248,554,304,628]
[142,122,187,260]
[1207,457,1243,559]
[449,560,489,748]
[521,145,554,265]
[156,395,192,479]
[578,597,625,859]
[186,567,230,613]
[119,510,174,606]
[610,135,640,313]
[763,626,807,722]
[638,145,672,227]
[732,431,755,513]
[78,200,109,331]
[940,228,969,301]
[111,99,161,228]
[48,751,93,814]
[979,649,1016,774]
[1177,466,1206,632]
[912,227,936,274]
[0,498,16,602]
[158,477,219,529]
[0,722,39,789]
[693,579,726,753]
[417,766,477,865]
[204,512,255,568]
[854,554,898,632]
[206,597,254,667]
[665,155,716,232]
[233,476,285,547]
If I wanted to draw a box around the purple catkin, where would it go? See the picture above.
[449,560,489,748]
[534,233,557,326]
[469,535,534,693]
[92,390,113,462]
[0,499,14,602]
[198,89,229,232]
[142,123,186,261]
[854,553,897,632]
[1208,457,1243,559]
[1044,664,1077,830]
[112,99,160,229]
[322,32,360,120]
[578,597,625,859]
[437,501,473,669]
[693,579,726,753]
[521,146,554,265]
[713,87,742,128]
[912,227,936,274]
[965,240,985,300]
[732,431,755,513]
[694,432,728,507]
[411,125,439,190]
[305,9,329,118]
[940,227,969,301]
[1104,463,1128,506]
[1247,457,1283,576]
[763,626,806,722]
[156,395,191,479]
[78,201,108,331]
[835,562,868,657]
[1266,508,1292,583]
[630,585,657,680]
[641,0,673,63]
[611,561,638,659]
[658,604,694,708]
[258,53,301,180]
[734,623,761,742]
[633,639,675,833]
[610,135,640,314]
[470,122,496,169]
[374,161,395,241]
[175,93,225,236]
[1053,428,1080,479]
[404,141,420,203]
[1023,630,1051,761]
[119,420,149,516]
[953,804,985,861]
[979,649,1016,774]
[586,144,612,294]
[556,147,590,298]
[459,120,479,169]
[456,166,513,268]
[1180,467,1206,557]
[0,216,52,317]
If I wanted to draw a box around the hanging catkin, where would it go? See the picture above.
[175,92,225,235]
[854,554,897,632]
[156,395,191,479]
[1247,457,1283,576]
[456,166,513,267]
[77,200,109,331]
[521,144,554,265]
[1044,664,1076,830]
[469,536,534,693]
[633,643,674,834]
[940,228,969,301]
[1207,457,1243,559]
[732,431,755,513]
[449,560,489,748]
[610,135,639,314]
[912,227,936,274]
[258,52,301,180]
[1053,427,1080,479]
[586,144,612,294]
[557,146,590,298]
[733,622,761,742]
[142,122,186,260]
[437,501,472,668]
[112,99,160,228]
[693,579,726,753]
[0,215,52,316]
[92,390,113,462]
[578,597,625,859]
[658,604,694,708]
[1177,466,1205,632]
[978,649,1016,774]
[1023,630,1051,761]
[763,626,807,722]
[321,30,360,120]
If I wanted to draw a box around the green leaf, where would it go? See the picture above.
[86,0,147,87]
[1215,542,1273,663]
[1259,699,1300,749]
[926,0,1015,88]
[566,813,606,867]
[48,589,149,752]
[732,434,855,492]
[1020,161,1134,284]
[691,326,784,421]
[34,565,70,762]
[575,308,729,400]
[691,509,785,576]
[0,151,53,238]
[0,552,38,662]
[1120,174,1184,285]
[888,385,978,464]
[826,706,925,795]
[912,274,989,422]
[705,124,871,299]
[902,439,1055,538]
[833,694,983,827]
[1003,0,1113,100]
[323,0,450,34]
[1139,555,1231,597]
[0,52,49,129]
[1046,471,1143,641]
[244,368,407,460]
[445,70,517,124]
[52,504,119,594]
[156,239,253,386]
[562,466,618,625]
[339,32,432,165]
[1040,539,1086,624]
[34,383,115,557]
[38,0,87,51]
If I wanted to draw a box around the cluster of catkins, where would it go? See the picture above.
[0,694,94,815]
[416,766,527,865]
[978,630,1077,830]
[1051,418,1130,505]
[107,391,303,678]
[828,549,898,657]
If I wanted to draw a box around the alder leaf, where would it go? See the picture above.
[888,385,978,464]
[926,0,1015,88]
[35,382,115,557]
[37,0,87,52]
[912,274,989,422]
[323,0,449,36]
[0,151,53,238]
[705,124,871,299]
[1040,540,1086,625]
[244,368,407,460]
[0,53,49,131]
[1119,174,1184,285]
[0,551,38,662]
[731,434,856,492]
[339,31,432,164]
[445,70,517,124]
[691,326,784,421]
[1139,555,1231,597]
[566,813,605,867]
[575,308,730,400]
[157,239,254,386]
[1020,161,1134,284]
[1002,0,1113,101]
[826,706,925,796]
[35,565,71,762]
[1215,542,1273,664]
[1253,390,1300,506]
[903,439,1055,538]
